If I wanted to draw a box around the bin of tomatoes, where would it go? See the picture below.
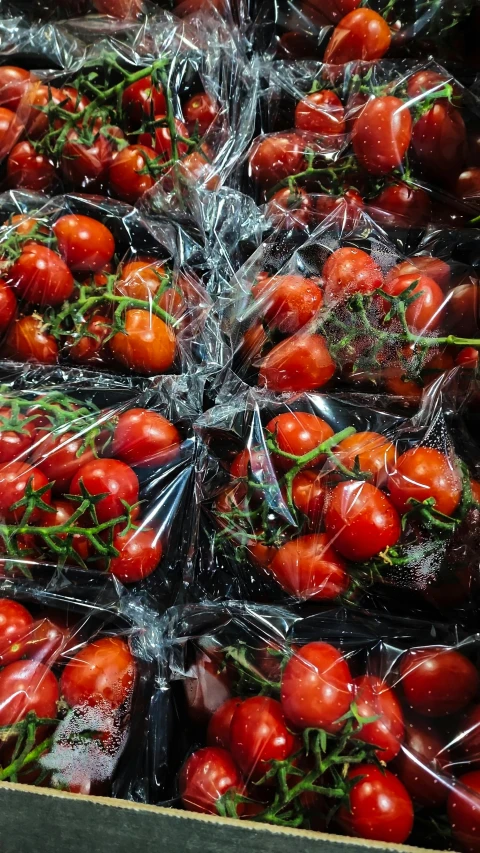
[0,365,200,600]
[222,202,480,397]
[161,600,480,850]
[0,192,218,376]
[0,572,156,798]
[247,59,480,229]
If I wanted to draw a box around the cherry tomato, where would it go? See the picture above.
[400,647,478,717]
[207,698,242,750]
[0,279,16,333]
[0,66,32,111]
[108,309,176,374]
[230,696,297,782]
[337,765,414,843]
[394,717,450,806]
[2,316,58,364]
[333,430,394,486]
[291,470,327,525]
[184,648,231,724]
[180,747,243,815]
[116,259,166,302]
[43,499,91,563]
[7,244,74,307]
[457,168,480,204]
[61,636,135,710]
[183,93,218,136]
[139,116,190,161]
[382,273,444,333]
[324,9,391,63]
[0,461,52,523]
[0,406,35,464]
[108,527,162,583]
[295,90,346,136]
[91,0,142,17]
[386,256,451,291]
[323,246,383,303]
[325,480,401,561]
[111,408,181,468]
[0,106,22,159]
[69,315,111,364]
[31,432,96,494]
[0,659,59,726]
[0,599,33,665]
[60,129,114,191]
[7,142,56,192]
[449,284,480,337]
[352,96,412,176]
[12,617,72,666]
[457,347,479,368]
[354,675,404,762]
[108,145,156,203]
[387,446,462,516]
[180,149,220,190]
[122,76,166,124]
[369,182,431,227]
[406,70,456,100]
[269,533,349,600]
[259,334,335,393]
[448,771,480,853]
[53,215,115,272]
[59,86,90,116]
[265,187,312,229]
[412,102,466,185]
[281,641,353,732]
[252,274,322,334]
[18,84,62,140]
[69,458,139,524]
[249,134,305,187]
[266,412,334,470]
[315,190,364,228]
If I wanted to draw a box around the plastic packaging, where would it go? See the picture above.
[0,0,236,23]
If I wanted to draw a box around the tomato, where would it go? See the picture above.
[249,134,305,187]
[295,90,346,136]
[457,168,480,204]
[108,144,156,203]
[183,93,218,136]
[352,96,412,176]
[386,256,451,291]
[0,106,22,159]
[305,0,360,22]
[0,279,16,333]
[20,85,62,140]
[60,129,114,191]
[369,182,431,227]
[0,461,52,523]
[354,675,404,762]
[314,190,364,228]
[2,316,58,364]
[400,647,478,717]
[53,215,115,272]
[228,448,269,482]
[180,747,243,815]
[69,458,139,524]
[291,470,327,525]
[108,309,176,374]
[406,70,455,100]
[333,430,394,486]
[184,648,231,724]
[269,533,349,600]
[43,499,92,563]
[266,412,334,469]
[0,67,32,111]
[12,617,72,666]
[259,334,335,393]
[180,150,220,191]
[111,409,180,469]
[91,0,142,16]
[412,102,466,185]
[394,718,450,806]
[382,273,444,333]
[115,263,184,319]
[207,698,242,750]
[337,765,414,844]
[449,284,480,336]
[31,432,96,494]
[7,244,74,308]
[457,347,479,368]
[325,480,401,561]
[122,76,166,124]
[59,86,90,116]
[251,275,322,334]
[281,641,352,731]
[448,771,480,853]
[324,9,391,63]
[323,246,383,303]
[69,315,111,364]
[265,187,312,229]
[0,409,34,464]
[230,696,297,782]
[248,539,277,569]
[0,659,59,726]
[7,142,56,192]
[61,637,135,710]
[387,446,462,516]
[108,527,162,583]
[139,115,189,161]
[0,599,33,665]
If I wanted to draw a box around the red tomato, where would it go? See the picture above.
[333,430,394,486]
[111,409,181,468]
[0,461,52,523]
[382,273,444,332]
[108,527,162,583]
[2,316,58,364]
[386,256,451,291]
[18,84,61,140]
[325,480,401,561]
[400,647,479,717]
[457,347,479,369]
[122,76,166,124]
[265,187,312,229]
[448,771,480,853]
[180,747,243,815]
[352,97,412,176]
[116,259,166,301]
[53,215,115,272]
[0,66,32,111]
[69,314,111,364]
[269,533,349,600]
[406,70,455,100]
[230,696,297,782]
[184,648,231,724]
[324,9,391,63]
[449,284,480,337]
[0,599,33,665]
[0,106,22,159]
[70,458,139,524]
[0,277,16,332]
[323,246,383,303]
[60,637,135,710]
[249,134,305,187]
[295,90,346,136]
[394,718,450,807]
[457,168,480,204]
[43,499,92,563]
[315,190,364,228]
[60,129,114,191]
[387,446,462,516]
[91,0,142,16]
[354,675,404,762]
[412,102,467,185]
[180,149,220,190]
[0,406,35,463]
[252,275,323,333]
[259,334,335,392]
[281,641,353,732]
[0,659,59,725]
[207,698,242,749]
[139,116,189,161]
[266,412,334,468]
[461,705,480,766]
[31,432,96,494]
[59,86,90,116]
[291,470,327,525]
[108,309,176,375]
[337,765,414,844]
[7,244,74,308]
[183,93,218,136]
[305,0,360,22]
[108,145,156,203]
[369,182,431,227]
[12,617,72,666]
[7,142,56,192]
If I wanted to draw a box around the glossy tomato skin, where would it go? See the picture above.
[325,480,401,561]
[2,316,59,365]
[295,90,346,136]
[369,182,431,227]
[183,93,218,136]
[387,446,462,516]
[333,430,394,486]
[138,116,189,160]
[259,334,335,393]
[207,698,242,749]
[449,284,480,337]
[249,134,305,187]
[13,618,72,666]
[337,765,414,844]
[91,0,142,18]
[394,717,450,807]
[108,527,162,583]
[108,145,156,203]
[0,659,59,725]
[291,470,327,526]
[382,274,444,332]
[180,747,243,815]
[116,259,166,301]
[324,9,391,63]
[448,771,480,853]
[53,215,115,272]
[281,641,353,732]
[111,409,181,468]
[0,599,33,665]
[109,309,176,375]
[7,142,56,192]
[184,649,231,725]
[0,461,52,523]
[412,102,466,186]
[60,129,114,191]
[354,675,404,762]
[265,188,312,229]
[60,637,135,710]
[252,275,323,334]
[31,432,96,493]
[122,76,166,124]
[323,246,383,303]
[0,279,16,333]
[457,168,480,204]
[0,66,32,111]
[0,106,22,159]
[265,412,334,469]
[230,696,297,782]
[7,245,74,308]
[43,499,92,563]
[0,406,35,463]
[352,96,412,176]
[70,458,139,524]
[269,533,349,601]
[69,314,111,364]
[400,647,479,717]
[386,256,451,291]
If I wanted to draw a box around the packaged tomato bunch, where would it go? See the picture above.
[0,193,217,376]
[0,574,156,798]
[222,202,480,397]
[162,602,480,849]
[248,60,480,229]
[0,366,200,598]
[0,0,234,22]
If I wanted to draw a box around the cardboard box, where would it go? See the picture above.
[0,782,435,853]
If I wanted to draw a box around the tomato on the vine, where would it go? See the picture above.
[323,246,383,303]
[295,90,346,136]
[325,480,401,561]
[68,315,111,364]
[230,696,297,781]
[324,9,392,63]
[0,461,52,523]
[122,75,166,124]
[111,408,181,468]
[0,406,35,463]
[448,771,480,853]
[108,309,176,374]
[0,66,32,111]
[53,215,115,272]
[352,96,412,176]
[281,641,353,732]
[400,647,478,717]
[265,188,312,229]
[353,675,404,762]
[0,106,23,160]
[251,275,323,334]
[180,747,243,815]
[249,134,305,187]
[337,765,414,844]
[394,718,450,807]
[333,431,394,486]
[269,533,349,600]
[60,637,135,710]
[369,182,431,227]
[0,659,59,726]
[7,142,56,192]
[207,698,243,750]
[7,244,74,308]
[0,599,34,665]
[387,446,462,516]
[108,527,162,583]
[183,93,218,136]
[31,432,96,494]
[69,458,139,525]
[412,102,467,185]
[108,144,156,203]
[382,273,444,332]
[139,116,190,161]
[259,334,335,392]
[266,412,334,468]
[2,316,59,365]
[43,499,92,563]
[184,648,232,725]
[291,470,327,525]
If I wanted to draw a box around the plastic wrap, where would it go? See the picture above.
[0,0,238,24]
[0,365,201,603]
[161,600,480,850]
